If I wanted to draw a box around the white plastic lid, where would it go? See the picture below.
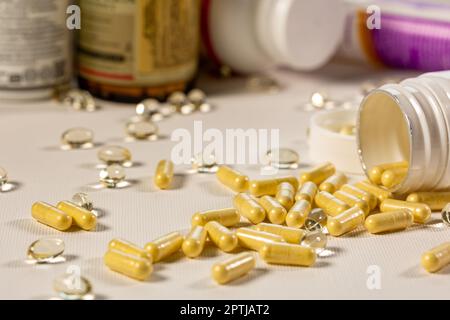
[256,0,346,70]
[309,108,363,174]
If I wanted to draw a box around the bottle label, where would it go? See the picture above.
[0,0,72,89]
[78,0,200,87]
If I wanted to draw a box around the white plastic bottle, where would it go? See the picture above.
[202,0,346,74]
[358,71,450,193]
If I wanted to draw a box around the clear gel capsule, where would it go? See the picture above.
[154,160,174,189]
[314,191,349,217]
[299,162,335,186]
[249,176,299,197]
[304,208,327,232]
[364,210,413,234]
[191,152,218,173]
[258,195,287,225]
[441,203,450,226]
[340,184,377,210]
[295,181,317,203]
[99,164,126,188]
[205,221,238,252]
[265,148,299,169]
[216,165,249,192]
[407,192,450,211]
[27,238,65,263]
[57,201,97,231]
[104,249,153,281]
[421,242,450,273]
[191,208,240,227]
[72,193,93,211]
[168,91,188,110]
[98,145,132,166]
[354,181,393,203]
[236,227,285,251]
[368,161,409,185]
[380,199,431,224]
[126,119,158,140]
[212,252,256,285]
[182,226,208,258]
[54,273,93,300]
[319,173,347,194]
[327,206,365,237]
[63,89,97,112]
[145,232,184,262]
[381,167,408,189]
[136,99,163,122]
[61,127,94,150]
[0,166,7,187]
[233,193,266,224]
[31,202,72,231]
[334,190,370,216]
[276,182,295,210]
[187,88,206,107]
[310,92,328,109]
[286,199,311,228]
[108,239,153,261]
[259,242,316,267]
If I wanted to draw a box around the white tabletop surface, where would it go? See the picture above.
[1,63,448,300]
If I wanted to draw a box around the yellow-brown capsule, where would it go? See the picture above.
[145,232,184,262]
[258,195,287,225]
[212,252,256,284]
[31,202,72,231]
[56,201,96,231]
[299,162,335,186]
[108,239,153,261]
[295,181,317,203]
[354,181,393,203]
[333,190,370,216]
[233,193,266,224]
[259,242,316,267]
[182,226,208,258]
[191,208,240,227]
[368,161,409,185]
[255,223,307,244]
[381,167,408,188]
[248,176,299,197]
[205,221,238,252]
[406,191,450,210]
[421,242,450,273]
[319,173,347,194]
[154,159,174,189]
[236,227,285,251]
[104,249,153,281]
[216,165,249,193]
[340,184,377,210]
[286,199,311,228]
[364,210,413,234]
[380,199,431,224]
[314,191,349,217]
[275,182,295,209]
[327,206,365,237]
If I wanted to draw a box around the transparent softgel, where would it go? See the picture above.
[27,238,65,263]
[99,164,126,188]
[98,145,132,166]
[72,193,93,211]
[53,273,92,300]
[126,119,158,140]
[266,148,299,169]
[61,127,94,149]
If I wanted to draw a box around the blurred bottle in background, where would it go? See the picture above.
[0,0,73,100]
[77,0,201,102]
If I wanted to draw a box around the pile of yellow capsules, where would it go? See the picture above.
[31,159,450,284]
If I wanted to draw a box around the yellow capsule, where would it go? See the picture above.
[248,176,299,197]
[319,173,347,193]
[258,195,287,225]
[236,227,285,251]
[154,159,174,189]
[327,206,365,237]
[380,199,431,224]
[368,161,409,185]
[407,191,450,210]
[295,181,317,203]
[56,201,96,231]
[182,226,208,258]
[381,167,408,188]
[31,202,72,231]
[233,193,266,224]
[333,190,370,216]
[299,162,335,186]
[275,182,295,209]
[104,249,153,281]
[259,242,316,267]
[286,199,311,228]
[340,184,377,210]
[108,239,152,261]
[364,210,413,234]
[216,165,249,193]
[145,232,184,262]
[255,223,307,244]
[205,221,238,252]
[314,191,349,217]
[212,252,256,285]
[421,242,450,273]
[354,181,393,203]
[191,208,240,227]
